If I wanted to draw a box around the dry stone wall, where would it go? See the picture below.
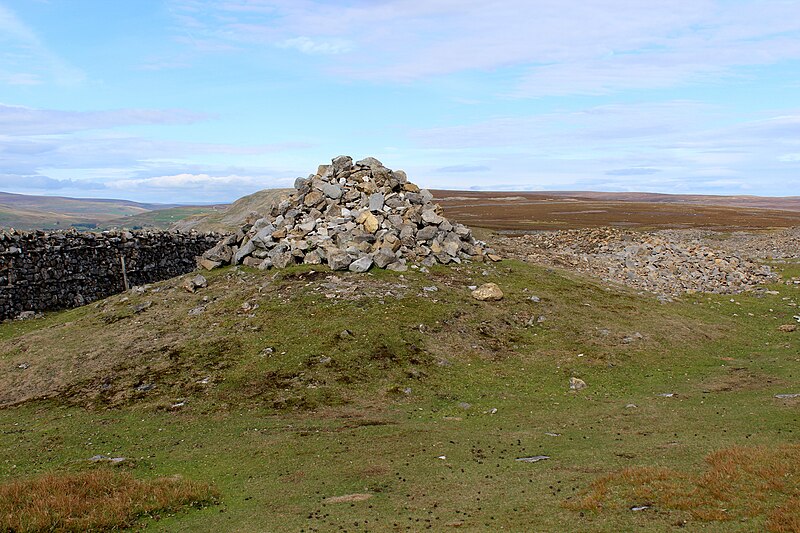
[0,229,219,320]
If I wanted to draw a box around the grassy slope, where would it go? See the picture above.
[98,205,225,231]
[0,259,798,531]
[170,189,291,233]
[0,192,174,231]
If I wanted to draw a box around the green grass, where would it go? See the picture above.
[0,259,797,531]
[99,206,221,230]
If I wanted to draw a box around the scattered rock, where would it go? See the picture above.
[515,456,550,463]
[135,383,155,392]
[496,227,779,297]
[778,324,797,332]
[569,377,587,391]
[471,283,504,301]
[630,505,650,512]
[130,301,152,314]
[17,362,30,370]
[775,393,800,399]
[88,455,126,464]
[183,274,207,293]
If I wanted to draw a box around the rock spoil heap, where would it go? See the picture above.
[201,156,496,272]
[496,228,777,297]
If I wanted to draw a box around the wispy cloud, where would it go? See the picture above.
[408,101,800,195]
[0,3,84,85]
[605,168,662,176]
[277,36,352,55]
[435,164,490,173]
[166,0,800,96]
[0,104,212,135]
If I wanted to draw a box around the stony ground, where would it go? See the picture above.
[493,227,800,299]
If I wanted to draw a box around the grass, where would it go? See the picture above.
[566,444,800,532]
[0,258,797,530]
[0,469,218,532]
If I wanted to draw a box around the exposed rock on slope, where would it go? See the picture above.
[200,156,496,272]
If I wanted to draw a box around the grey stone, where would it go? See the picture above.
[372,248,397,268]
[234,239,256,264]
[368,192,385,212]
[327,249,353,270]
[322,182,343,199]
[349,255,373,273]
[331,155,353,175]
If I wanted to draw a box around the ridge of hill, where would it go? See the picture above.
[0,191,177,231]
[169,188,292,233]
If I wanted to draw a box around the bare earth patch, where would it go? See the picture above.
[325,493,373,503]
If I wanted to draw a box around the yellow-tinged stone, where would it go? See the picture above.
[363,213,379,233]
[471,283,503,301]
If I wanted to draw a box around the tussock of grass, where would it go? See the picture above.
[568,444,800,532]
[0,470,219,532]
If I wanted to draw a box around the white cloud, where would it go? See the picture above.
[0,104,212,135]
[277,36,352,55]
[407,101,800,195]
[108,173,261,189]
[167,0,800,96]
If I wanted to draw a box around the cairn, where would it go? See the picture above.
[200,156,498,272]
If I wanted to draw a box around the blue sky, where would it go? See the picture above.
[1,0,799,203]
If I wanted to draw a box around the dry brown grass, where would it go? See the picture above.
[567,444,800,531]
[433,190,800,231]
[0,469,218,532]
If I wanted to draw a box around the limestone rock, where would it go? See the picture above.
[472,283,504,301]
[569,377,587,391]
[200,155,490,273]
[349,255,373,273]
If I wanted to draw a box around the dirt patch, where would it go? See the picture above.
[701,367,786,393]
[324,493,373,503]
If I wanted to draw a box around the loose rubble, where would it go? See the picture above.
[201,156,496,272]
[496,228,777,297]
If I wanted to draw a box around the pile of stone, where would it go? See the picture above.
[200,156,496,272]
[495,228,777,297]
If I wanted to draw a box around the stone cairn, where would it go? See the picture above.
[200,155,498,272]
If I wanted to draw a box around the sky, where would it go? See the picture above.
[1,0,799,203]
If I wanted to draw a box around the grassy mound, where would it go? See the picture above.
[0,257,797,531]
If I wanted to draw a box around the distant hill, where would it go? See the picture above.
[170,189,292,233]
[99,205,226,231]
[0,191,177,231]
